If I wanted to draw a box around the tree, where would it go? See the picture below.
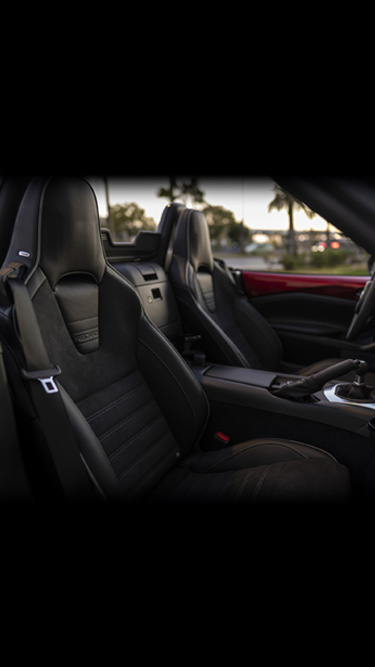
[227,220,252,252]
[202,204,252,251]
[111,202,156,241]
[268,184,315,256]
[202,204,237,244]
[157,177,205,207]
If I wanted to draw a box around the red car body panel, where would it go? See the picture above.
[242,271,368,301]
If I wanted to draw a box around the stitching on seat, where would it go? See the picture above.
[78,369,140,406]
[108,414,166,462]
[103,402,159,447]
[117,429,176,483]
[251,467,269,501]
[233,469,252,501]
[86,381,144,423]
[124,443,178,499]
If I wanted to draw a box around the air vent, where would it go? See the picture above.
[142,271,158,281]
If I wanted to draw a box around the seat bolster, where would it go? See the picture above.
[59,384,122,502]
[233,297,284,371]
[211,263,283,370]
[185,438,338,473]
[136,314,210,456]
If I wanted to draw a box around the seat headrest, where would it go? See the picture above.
[173,209,213,273]
[3,175,106,288]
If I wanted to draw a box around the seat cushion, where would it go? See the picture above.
[146,438,351,504]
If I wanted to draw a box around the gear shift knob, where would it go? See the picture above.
[339,359,370,400]
[353,360,369,387]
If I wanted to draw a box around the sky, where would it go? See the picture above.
[88,176,333,233]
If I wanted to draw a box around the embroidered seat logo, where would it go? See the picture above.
[73,328,98,344]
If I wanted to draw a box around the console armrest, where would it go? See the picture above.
[205,365,277,388]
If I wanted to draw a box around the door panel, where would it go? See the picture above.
[241,271,368,368]
[242,271,367,300]
[249,292,355,336]
[250,292,356,367]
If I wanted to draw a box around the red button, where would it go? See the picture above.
[215,431,230,444]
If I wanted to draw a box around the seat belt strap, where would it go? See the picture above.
[1,264,99,503]
[0,339,34,501]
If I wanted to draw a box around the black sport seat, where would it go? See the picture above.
[0,177,351,507]
[169,208,340,374]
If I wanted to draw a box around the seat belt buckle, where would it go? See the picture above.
[182,333,202,356]
[21,364,61,394]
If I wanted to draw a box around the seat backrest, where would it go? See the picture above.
[0,177,209,502]
[169,208,283,371]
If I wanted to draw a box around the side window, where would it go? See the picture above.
[202,178,370,277]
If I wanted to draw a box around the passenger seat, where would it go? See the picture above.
[169,208,341,374]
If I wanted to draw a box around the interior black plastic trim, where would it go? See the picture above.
[101,228,160,262]
[205,365,277,388]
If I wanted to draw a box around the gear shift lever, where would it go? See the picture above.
[349,360,369,398]
[273,358,364,400]
[336,360,370,400]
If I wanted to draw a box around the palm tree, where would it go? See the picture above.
[268,184,315,256]
[157,177,205,207]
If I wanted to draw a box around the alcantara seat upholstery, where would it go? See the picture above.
[169,208,340,375]
[0,176,351,506]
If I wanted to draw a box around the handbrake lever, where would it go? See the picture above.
[273,358,365,400]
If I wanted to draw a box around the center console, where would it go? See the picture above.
[192,361,375,440]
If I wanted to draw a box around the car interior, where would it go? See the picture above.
[1,174,375,518]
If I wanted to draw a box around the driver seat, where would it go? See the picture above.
[169,208,340,375]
